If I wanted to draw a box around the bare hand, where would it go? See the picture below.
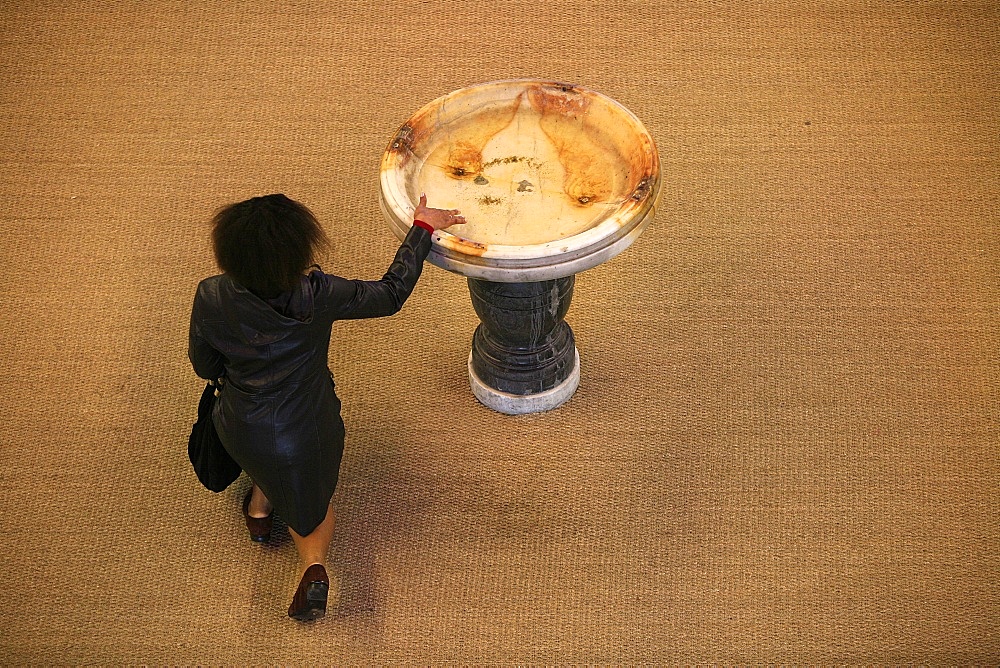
[414,193,466,231]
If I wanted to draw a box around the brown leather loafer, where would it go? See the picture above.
[241,491,273,543]
[288,564,329,621]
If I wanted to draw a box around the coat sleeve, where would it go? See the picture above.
[188,288,227,380]
[320,225,433,320]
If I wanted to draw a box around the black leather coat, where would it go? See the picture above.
[189,226,432,535]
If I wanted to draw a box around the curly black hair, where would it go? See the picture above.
[211,194,330,298]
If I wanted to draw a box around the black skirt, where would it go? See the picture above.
[214,373,345,536]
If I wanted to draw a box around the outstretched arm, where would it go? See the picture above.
[325,195,465,319]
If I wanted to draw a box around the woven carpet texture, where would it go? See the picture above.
[1,1,997,663]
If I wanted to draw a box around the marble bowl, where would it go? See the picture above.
[379,79,661,282]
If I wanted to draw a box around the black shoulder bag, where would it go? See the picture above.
[188,381,241,492]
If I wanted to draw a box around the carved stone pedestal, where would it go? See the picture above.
[467,276,579,414]
[379,79,661,415]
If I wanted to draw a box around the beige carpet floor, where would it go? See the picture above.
[1,1,997,663]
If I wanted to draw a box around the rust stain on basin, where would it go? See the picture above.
[441,235,489,257]
[527,83,613,207]
[429,93,523,181]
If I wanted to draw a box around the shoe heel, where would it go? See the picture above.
[289,582,328,621]
[306,582,330,610]
[288,565,330,621]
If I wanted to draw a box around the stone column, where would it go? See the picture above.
[466,276,580,414]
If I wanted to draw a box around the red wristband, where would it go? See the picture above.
[413,219,434,234]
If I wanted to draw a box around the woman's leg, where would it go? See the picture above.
[289,502,336,574]
[247,480,334,570]
[286,502,335,620]
[247,482,273,518]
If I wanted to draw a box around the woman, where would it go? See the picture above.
[188,193,464,621]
